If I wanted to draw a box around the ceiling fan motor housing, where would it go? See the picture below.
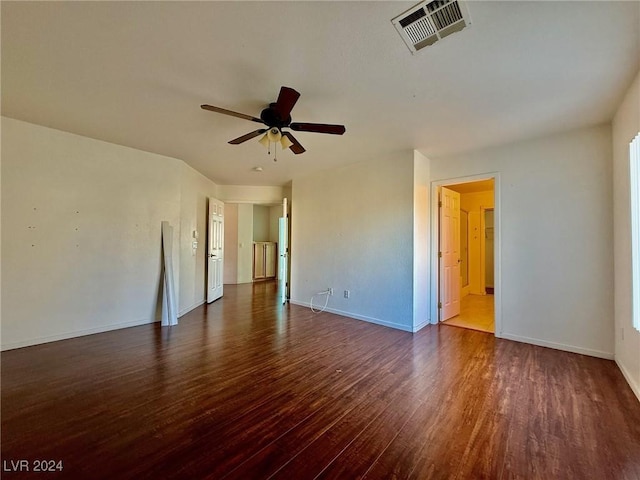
[261,103,291,128]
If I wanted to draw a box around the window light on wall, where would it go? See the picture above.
[630,132,640,332]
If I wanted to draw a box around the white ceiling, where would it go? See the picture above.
[2,1,639,187]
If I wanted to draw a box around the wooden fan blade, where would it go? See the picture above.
[274,87,300,119]
[228,129,267,145]
[283,132,306,154]
[201,105,263,123]
[289,123,346,135]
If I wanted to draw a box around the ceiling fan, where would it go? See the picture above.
[201,86,346,155]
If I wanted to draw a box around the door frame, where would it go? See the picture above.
[429,172,502,337]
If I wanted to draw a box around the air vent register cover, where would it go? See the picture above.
[392,0,471,53]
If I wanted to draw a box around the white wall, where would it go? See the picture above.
[269,205,281,243]
[1,118,218,349]
[252,205,270,241]
[223,203,239,284]
[413,150,431,331]
[613,70,640,398]
[178,167,219,316]
[236,203,254,284]
[218,185,284,205]
[430,124,614,358]
[290,152,415,331]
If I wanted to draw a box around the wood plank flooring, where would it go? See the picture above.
[3,282,640,479]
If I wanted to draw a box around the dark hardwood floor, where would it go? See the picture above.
[3,282,640,479]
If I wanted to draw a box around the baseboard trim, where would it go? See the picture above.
[289,300,413,332]
[178,299,206,318]
[1,317,157,351]
[500,332,614,360]
[413,318,431,332]
[615,358,640,403]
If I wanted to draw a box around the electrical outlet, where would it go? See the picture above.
[344,290,350,299]
[329,288,334,296]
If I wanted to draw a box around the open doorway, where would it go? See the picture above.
[432,176,499,335]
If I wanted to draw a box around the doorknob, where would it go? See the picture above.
[209,254,216,258]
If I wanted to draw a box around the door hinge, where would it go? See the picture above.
[438,252,442,258]
[438,302,442,309]
[438,200,442,207]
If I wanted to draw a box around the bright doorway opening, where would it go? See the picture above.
[431,176,500,335]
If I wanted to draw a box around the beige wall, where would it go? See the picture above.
[430,124,614,358]
[613,70,640,399]
[179,167,220,315]
[413,150,431,330]
[218,185,284,205]
[252,205,270,242]
[1,117,218,349]
[460,191,494,212]
[291,152,416,331]
[269,205,281,243]
[223,204,239,284]
[460,190,494,295]
[237,204,254,284]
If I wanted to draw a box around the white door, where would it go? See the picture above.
[439,187,461,320]
[207,198,224,303]
[278,198,289,305]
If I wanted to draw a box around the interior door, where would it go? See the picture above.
[439,186,461,320]
[278,198,289,305]
[207,198,224,303]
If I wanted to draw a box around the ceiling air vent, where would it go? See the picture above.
[392,0,471,54]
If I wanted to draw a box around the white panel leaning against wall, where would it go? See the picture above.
[630,132,640,332]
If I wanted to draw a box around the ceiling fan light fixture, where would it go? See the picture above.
[280,135,293,150]
[258,133,270,148]
[267,127,282,143]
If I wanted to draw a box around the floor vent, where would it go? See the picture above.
[392,0,471,54]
